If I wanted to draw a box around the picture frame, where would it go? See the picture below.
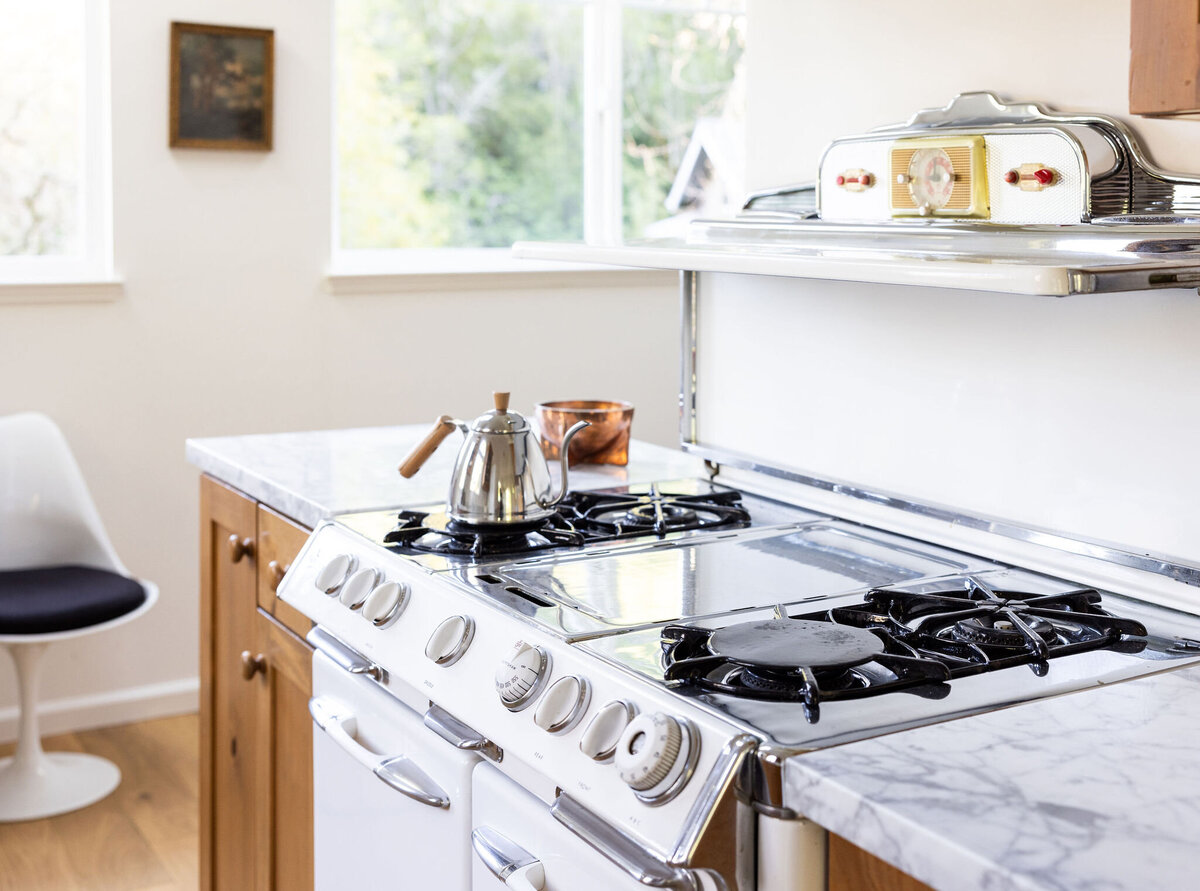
[169,22,274,151]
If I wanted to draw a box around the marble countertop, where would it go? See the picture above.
[185,424,703,527]
[785,664,1200,891]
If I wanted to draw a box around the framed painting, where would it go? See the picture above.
[169,22,274,150]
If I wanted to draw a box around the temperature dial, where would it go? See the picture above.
[907,147,956,213]
[615,713,690,795]
[495,641,550,711]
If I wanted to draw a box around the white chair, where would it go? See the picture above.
[0,412,158,822]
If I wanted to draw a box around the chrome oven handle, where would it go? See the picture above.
[309,696,449,809]
[471,827,546,891]
[307,626,386,682]
[424,703,503,762]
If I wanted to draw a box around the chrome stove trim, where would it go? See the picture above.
[677,275,1200,588]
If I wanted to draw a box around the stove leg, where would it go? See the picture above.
[757,814,826,891]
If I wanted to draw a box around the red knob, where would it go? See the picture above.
[836,175,845,186]
[1004,169,1019,185]
[1034,168,1054,185]
[860,173,872,187]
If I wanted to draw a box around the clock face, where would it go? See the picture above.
[907,147,956,212]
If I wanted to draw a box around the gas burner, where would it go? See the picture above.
[661,618,950,723]
[383,510,585,559]
[661,577,1150,722]
[561,484,750,538]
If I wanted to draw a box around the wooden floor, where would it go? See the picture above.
[0,714,198,891]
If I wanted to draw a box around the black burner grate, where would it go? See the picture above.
[661,577,1147,722]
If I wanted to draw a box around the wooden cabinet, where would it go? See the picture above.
[1130,0,1200,116]
[200,476,314,891]
[829,833,934,891]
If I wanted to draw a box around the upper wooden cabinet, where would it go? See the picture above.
[1131,0,1200,115]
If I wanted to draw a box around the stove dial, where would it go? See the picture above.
[579,700,636,761]
[533,675,591,734]
[339,567,379,609]
[425,615,475,666]
[315,553,357,595]
[615,713,695,799]
[362,581,409,628]
[495,642,551,712]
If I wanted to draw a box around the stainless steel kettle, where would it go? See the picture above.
[397,392,589,525]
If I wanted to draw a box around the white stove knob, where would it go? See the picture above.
[339,567,378,609]
[533,676,590,734]
[425,615,475,666]
[362,581,409,628]
[315,553,357,595]
[579,700,636,761]
[615,713,684,792]
[495,642,550,711]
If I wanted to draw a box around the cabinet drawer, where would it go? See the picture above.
[256,505,312,638]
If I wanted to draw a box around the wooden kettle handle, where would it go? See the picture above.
[398,415,457,478]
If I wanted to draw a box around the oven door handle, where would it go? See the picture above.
[471,827,545,891]
[309,696,450,809]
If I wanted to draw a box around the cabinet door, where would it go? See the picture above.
[829,833,933,891]
[254,609,314,891]
[200,476,260,891]
[1130,0,1200,116]
[256,505,313,639]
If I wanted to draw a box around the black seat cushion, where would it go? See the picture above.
[0,565,146,635]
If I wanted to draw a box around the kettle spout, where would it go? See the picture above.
[542,420,590,507]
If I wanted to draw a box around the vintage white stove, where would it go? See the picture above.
[279,94,1200,891]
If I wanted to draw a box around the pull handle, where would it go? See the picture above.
[307,627,386,682]
[472,827,545,891]
[424,703,503,762]
[268,559,289,591]
[309,697,450,809]
[398,415,458,478]
[240,650,266,680]
[228,534,255,563]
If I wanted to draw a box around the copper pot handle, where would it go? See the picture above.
[398,415,457,478]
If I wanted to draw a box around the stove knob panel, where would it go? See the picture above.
[579,700,636,761]
[315,553,357,595]
[615,713,695,798]
[362,580,409,628]
[495,641,551,711]
[425,615,475,666]
[339,567,379,609]
[533,675,590,734]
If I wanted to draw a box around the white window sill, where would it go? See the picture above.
[325,249,675,295]
[0,278,124,305]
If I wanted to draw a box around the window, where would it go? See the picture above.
[333,0,745,271]
[0,0,110,284]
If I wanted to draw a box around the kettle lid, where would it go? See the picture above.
[470,392,530,435]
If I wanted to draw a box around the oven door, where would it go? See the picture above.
[471,762,681,891]
[311,649,478,890]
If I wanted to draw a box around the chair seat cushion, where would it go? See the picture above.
[0,565,146,635]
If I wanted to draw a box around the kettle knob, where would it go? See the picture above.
[493,392,511,412]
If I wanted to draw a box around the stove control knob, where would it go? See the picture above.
[579,700,636,761]
[495,642,551,711]
[425,615,475,666]
[533,676,591,734]
[315,553,357,595]
[615,713,688,793]
[339,567,379,609]
[362,581,409,628]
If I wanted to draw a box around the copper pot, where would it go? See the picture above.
[535,400,634,467]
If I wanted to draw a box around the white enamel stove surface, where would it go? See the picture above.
[278,521,751,865]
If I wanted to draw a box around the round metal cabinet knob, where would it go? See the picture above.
[495,642,551,711]
[339,567,379,609]
[425,615,475,666]
[362,581,409,628]
[533,676,591,734]
[615,712,685,792]
[315,553,357,595]
[579,700,636,761]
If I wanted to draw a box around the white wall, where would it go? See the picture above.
[747,0,1195,189]
[0,0,680,737]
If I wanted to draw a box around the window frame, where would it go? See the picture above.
[0,0,115,291]
[327,0,744,282]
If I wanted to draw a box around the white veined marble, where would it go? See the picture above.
[784,665,1200,891]
[185,424,701,526]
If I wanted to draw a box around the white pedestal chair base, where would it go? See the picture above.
[0,751,121,822]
